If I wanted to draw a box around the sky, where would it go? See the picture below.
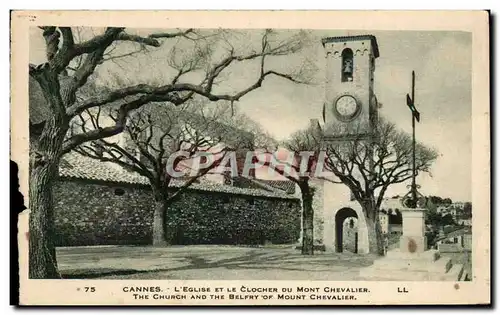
[29,28,472,201]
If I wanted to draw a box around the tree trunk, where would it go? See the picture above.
[299,180,314,255]
[366,215,385,256]
[28,62,75,278]
[28,115,67,278]
[29,158,60,279]
[152,190,171,247]
[152,200,167,246]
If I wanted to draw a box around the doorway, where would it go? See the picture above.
[335,207,358,253]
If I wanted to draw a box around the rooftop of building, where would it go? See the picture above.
[436,226,472,242]
[59,152,298,200]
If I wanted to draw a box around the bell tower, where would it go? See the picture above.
[322,35,380,140]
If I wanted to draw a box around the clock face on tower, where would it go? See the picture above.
[334,95,360,121]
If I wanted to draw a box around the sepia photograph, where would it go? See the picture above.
[12,10,490,305]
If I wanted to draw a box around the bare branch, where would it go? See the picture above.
[59,27,75,53]
[148,28,195,39]
[102,46,146,64]
[66,66,302,117]
[29,63,67,117]
[322,118,438,210]
[62,94,155,154]
[39,27,125,75]
[72,27,125,56]
[116,32,161,47]
[58,29,309,158]
[39,27,60,61]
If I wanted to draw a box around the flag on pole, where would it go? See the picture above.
[406,94,420,122]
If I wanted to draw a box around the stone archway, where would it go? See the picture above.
[335,207,358,253]
[320,180,370,254]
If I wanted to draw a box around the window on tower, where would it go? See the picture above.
[341,48,354,82]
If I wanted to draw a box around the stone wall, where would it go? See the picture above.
[310,179,325,244]
[53,179,301,246]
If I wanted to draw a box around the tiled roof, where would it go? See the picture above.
[59,152,150,185]
[59,152,298,200]
[253,179,296,194]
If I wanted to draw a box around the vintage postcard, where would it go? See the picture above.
[11,10,490,305]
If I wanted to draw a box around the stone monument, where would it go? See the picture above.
[399,206,427,253]
[358,177,465,280]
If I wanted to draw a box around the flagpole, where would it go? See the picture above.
[411,71,416,205]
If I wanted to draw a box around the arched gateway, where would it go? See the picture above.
[335,207,358,253]
[312,179,406,254]
[302,178,392,255]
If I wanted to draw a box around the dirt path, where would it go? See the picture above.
[57,245,376,280]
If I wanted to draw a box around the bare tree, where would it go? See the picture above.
[73,100,254,246]
[259,120,323,255]
[28,27,311,278]
[265,118,438,256]
[322,119,438,255]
